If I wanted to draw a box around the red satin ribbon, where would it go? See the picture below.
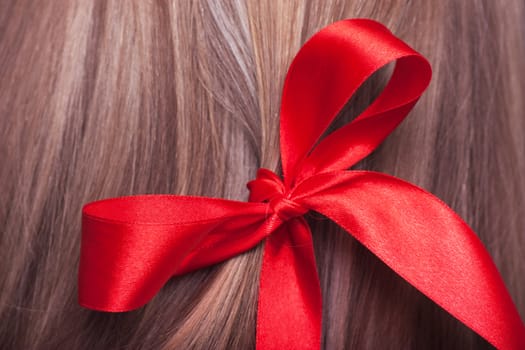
[79,19,525,349]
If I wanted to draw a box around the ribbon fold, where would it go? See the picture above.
[79,19,525,349]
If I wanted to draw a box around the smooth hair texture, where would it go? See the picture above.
[1,1,524,349]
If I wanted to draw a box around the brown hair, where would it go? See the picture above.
[1,1,524,349]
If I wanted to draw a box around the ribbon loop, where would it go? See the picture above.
[279,19,431,187]
[79,195,270,311]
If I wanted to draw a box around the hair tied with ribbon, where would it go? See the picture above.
[79,19,525,349]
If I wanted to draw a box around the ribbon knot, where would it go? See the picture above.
[79,19,525,350]
[269,195,308,222]
[247,168,308,222]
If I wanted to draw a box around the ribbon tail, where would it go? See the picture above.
[294,170,525,350]
[256,217,322,350]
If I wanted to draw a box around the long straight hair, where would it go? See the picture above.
[1,1,524,349]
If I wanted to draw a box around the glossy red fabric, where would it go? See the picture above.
[79,19,525,349]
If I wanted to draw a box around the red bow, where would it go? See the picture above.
[79,19,525,349]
